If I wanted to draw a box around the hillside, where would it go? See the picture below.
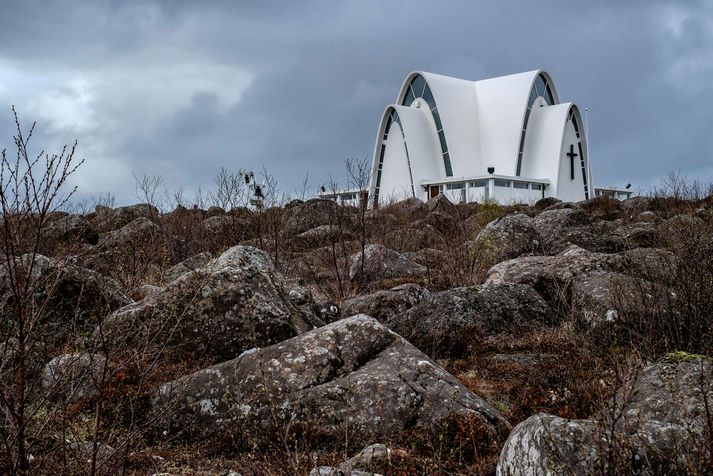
[1,192,712,475]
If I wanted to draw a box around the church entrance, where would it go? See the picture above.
[429,185,439,198]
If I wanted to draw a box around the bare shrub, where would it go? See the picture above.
[208,167,248,210]
[132,172,165,211]
[0,108,84,474]
[608,218,713,358]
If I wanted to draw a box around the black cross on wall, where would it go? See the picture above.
[566,144,578,180]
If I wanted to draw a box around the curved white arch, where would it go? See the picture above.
[369,104,442,206]
[521,102,589,201]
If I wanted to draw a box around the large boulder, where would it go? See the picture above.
[294,224,355,249]
[41,353,107,403]
[425,193,456,216]
[95,246,323,367]
[43,214,99,250]
[603,221,660,251]
[200,215,251,247]
[548,225,609,254]
[283,199,345,236]
[341,284,433,323]
[423,211,458,234]
[472,214,539,265]
[620,196,653,217]
[622,354,713,434]
[152,315,510,444]
[393,222,445,252]
[387,197,427,218]
[486,245,626,307]
[80,217,171,277]
[532,208,590,252]
[576,195,622,221]
[0,255,130,349]
[162,252,212,283]
[497,356,713,475]
[570,271,632,324]
[348,244,426,283]
[387,283,551,358]
[497,414,601,476]
[486,245,671,324]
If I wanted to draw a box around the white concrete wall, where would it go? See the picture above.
[419,72,481,177]
[396,105,443,184]
[473,71,541,176]
[556,116,587,202]
[378,122,414,202]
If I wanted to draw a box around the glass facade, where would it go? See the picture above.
[401,74,453,177]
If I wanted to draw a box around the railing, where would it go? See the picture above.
[421,175,549,204]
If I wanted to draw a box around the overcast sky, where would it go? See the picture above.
[1,0,712,206]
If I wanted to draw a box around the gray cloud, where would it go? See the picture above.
[0,0,712,205]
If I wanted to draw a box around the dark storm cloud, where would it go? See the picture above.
[0,0,712,205]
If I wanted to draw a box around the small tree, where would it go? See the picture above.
[132,172,164,210]
[0,107,83,474]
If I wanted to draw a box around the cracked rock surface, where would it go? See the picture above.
[497,356,713,475]
[152,315,510,443]
[96,245,323,367]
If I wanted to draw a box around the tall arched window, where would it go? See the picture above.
[516,73,556,176]
[401,74,453,177]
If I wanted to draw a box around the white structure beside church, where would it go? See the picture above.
[368,69,599,206]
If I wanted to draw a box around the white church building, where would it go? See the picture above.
[368,69,605,206]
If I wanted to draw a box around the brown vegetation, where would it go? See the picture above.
[1,113,712,475]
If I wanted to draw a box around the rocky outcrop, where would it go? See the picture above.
[162,252,212,283]
[43,214,99,249]
[397,223,445,252]
[425,193,456,215]
[200,215,251,244]
[341,284,433,323]
[576,195,622,221]
[81,217,171,276]
[486,245,626,308]
[387,283,550,358]
[348,244,426,283]
[310,443,392,476]
[295,224,355,249]
[388,197,427,218]
[569,271,632,324]
[472,214,539,264]
[497,414,600,476]
[0,255,130,349]
[532,208,590,252]
[497,355,713,475]
[96,246,323,366]
[283,199,345,236]
[94,203,160,232]
[423,211,457,234]
[605,221,660,251]
[485,245,671,324]
[152,315,510,444]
